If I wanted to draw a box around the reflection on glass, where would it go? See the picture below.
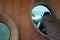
[0,22,10,40]
[32,5,51,35]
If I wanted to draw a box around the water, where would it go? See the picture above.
[0,22,10,40]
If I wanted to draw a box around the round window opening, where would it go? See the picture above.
[0,11,19,40]
[0,21,10,40]
[31,4,51,36]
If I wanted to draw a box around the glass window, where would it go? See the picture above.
[32,5,51,35]
[0,22,10,40]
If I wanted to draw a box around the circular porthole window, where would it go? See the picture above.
[0,11,19,40]
[31,4,51,37]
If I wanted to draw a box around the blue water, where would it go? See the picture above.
[32,5,50,16]
[0,22,10,40]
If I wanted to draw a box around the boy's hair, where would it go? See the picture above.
[43,12,50,16]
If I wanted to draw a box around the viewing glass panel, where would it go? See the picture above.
[32,5,51,35]
[0,22,10,40]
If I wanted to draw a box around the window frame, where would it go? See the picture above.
[30,3,52,37]
[0,11,19,40]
